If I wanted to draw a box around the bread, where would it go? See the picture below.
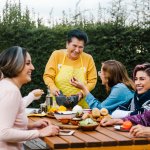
[82,113,90,120]
[34,90,44,97]
[92,108,100,118]
[100,108,108,116]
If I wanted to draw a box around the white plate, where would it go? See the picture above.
[114,125,121,130]
[57,111,76,114]
[114,125,130,132]
[59,130,75,136]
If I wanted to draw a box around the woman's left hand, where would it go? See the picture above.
[130,124,150,137]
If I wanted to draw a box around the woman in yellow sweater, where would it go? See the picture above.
[43,29,97,108]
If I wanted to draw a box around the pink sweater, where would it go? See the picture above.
[0,79,39,150]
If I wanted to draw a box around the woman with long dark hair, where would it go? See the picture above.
[70,60,135,113]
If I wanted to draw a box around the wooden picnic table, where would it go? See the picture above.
[28,116,150,150]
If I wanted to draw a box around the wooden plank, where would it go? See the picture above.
[96,126,132,145]
[44,136,69,149]
[106,127,149,145]
[83,130,117,146]
[59,135,85,148]
[73,130,101,147]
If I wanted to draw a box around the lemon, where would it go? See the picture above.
[48,107,57,113]
[58,105,67,111]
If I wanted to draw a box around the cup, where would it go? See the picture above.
[40,103,47,113]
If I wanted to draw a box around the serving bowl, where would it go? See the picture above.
[54,111,76,120]
[56,94,78,109]
[79,118,99,131]
[79,123,99,131]
[70,117,82,125]
[59,119,70,124]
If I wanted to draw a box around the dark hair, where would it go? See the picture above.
[133,63,150,80]
[67,29,88,44]
[0,46,27,78]
[102,60,135,92]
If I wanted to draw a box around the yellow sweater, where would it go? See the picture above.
[43,49,97,93]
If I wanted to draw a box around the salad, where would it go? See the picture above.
[79,118,97,126]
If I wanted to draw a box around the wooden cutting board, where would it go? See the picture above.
[56,123,79,129]
[46,113,55,118]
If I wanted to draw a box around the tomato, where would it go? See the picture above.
[122,121,132,129]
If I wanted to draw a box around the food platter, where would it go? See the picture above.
[27,113,46,117]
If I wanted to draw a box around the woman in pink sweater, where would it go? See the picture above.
[0,46,59,150]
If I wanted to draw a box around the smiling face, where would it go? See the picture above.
[66,37,84,60]
[17,52,35,85]
[134,71,150,94]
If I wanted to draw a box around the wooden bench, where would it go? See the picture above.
[23,138,50,150]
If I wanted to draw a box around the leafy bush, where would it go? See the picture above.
[0,1,149,107]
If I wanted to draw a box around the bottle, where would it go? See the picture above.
[52,95,59,109]
[45,88,53,112]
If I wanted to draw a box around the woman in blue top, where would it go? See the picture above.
[70,60,135,114]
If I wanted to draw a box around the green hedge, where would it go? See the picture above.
[0,1,150,107]
[0,24,149,107]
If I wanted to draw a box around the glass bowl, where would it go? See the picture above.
[54,111,76,120]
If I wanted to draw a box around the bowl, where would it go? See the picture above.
[70,117,82,125]
[54,111,76,120]
[59,119,70,124]
[79,123,99,131]
[56,95,78,108]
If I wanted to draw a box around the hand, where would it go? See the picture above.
[100,118,123,126]
[70,77,85,90]
[29,89,44,100]
[39,124,60,137]
[130,125,150,137]
[51,87,60,96]
[70,77,89,95]
[31,119,51,129]
[77,91,83,101]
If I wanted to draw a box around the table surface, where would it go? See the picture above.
[28,116,150,150]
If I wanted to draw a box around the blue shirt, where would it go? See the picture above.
[86,83,134,114]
